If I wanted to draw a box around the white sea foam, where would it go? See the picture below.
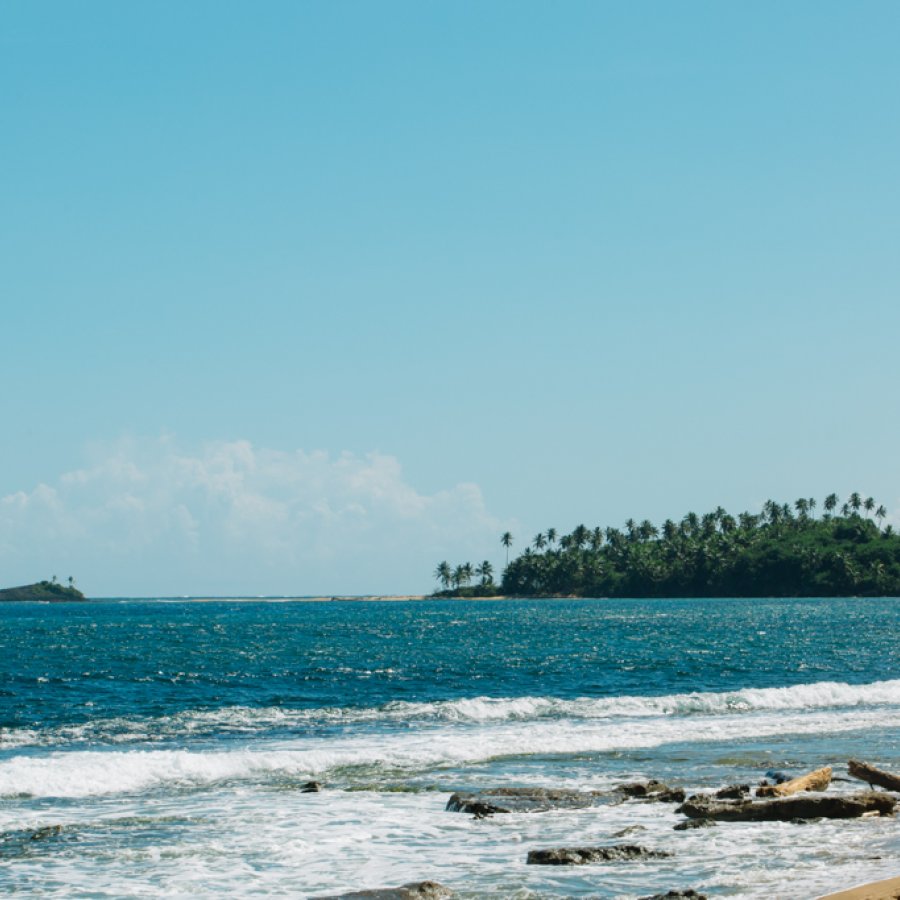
[4,703,900,799]
[4,677,900,750]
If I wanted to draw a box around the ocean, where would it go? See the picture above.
[1,597,899,898]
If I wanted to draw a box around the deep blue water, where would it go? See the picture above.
[3,597,898,734]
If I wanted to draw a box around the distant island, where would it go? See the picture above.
[434,493,900,598]
[0,578,86,602]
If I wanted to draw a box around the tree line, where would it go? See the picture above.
[433,494,900,598]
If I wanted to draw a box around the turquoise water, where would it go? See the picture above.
[2,597,899,897]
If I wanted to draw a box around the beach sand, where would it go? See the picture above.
[819,875,900,900]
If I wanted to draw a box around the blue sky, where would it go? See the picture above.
[2,2,899,595]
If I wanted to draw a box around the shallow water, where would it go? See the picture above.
[1,597,899,897]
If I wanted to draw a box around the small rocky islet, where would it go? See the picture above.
[0,580,86,602]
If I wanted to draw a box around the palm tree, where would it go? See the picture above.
[546,528,557,546]
[434,561,452,590]
[571,524,589,548]
[476,560,494,586]
[824,493,839,518]
[795,498,809,519]
[849,492,862,515]
[533,533,546,551]
[501,532,513,566]
[864,497,875,518]
[876,505,887,529]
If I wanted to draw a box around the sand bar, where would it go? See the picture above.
[818,875,900,900]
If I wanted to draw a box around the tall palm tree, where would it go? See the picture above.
[876,505,887,529]
[849,492,862,515]
[824,493,839,518]
[533,533,546,551]
[546,528,557,546]
[501,532,513,566]
[461,562,474,586]
[864,497,875,517]
[434,561,452,589]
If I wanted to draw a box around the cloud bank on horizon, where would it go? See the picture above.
[0,437,507,596]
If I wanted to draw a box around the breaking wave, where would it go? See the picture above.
[4,678,899,751]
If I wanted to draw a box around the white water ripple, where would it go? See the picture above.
[4,677,900,751]
[4,703,900,798]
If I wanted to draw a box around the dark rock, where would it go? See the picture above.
[29,825,63,841]
[673,818,716,831]
[312,881,453,899]
[301,781,322,793]
[638,892,707,900]
[612,824,647,837]
[615,781,685,803]
[526,844,672,865]
[446,788,605,815]
[677,791,896,822]
[715,784,749,800]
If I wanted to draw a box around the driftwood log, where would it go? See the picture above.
[756,765,831,798]
[848,759,900,792]
[677,791,895,822]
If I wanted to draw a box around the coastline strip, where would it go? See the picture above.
[817,875,900,899]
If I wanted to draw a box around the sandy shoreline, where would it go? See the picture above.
[818,875,900,899]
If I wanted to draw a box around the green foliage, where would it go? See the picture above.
[435,494,900,598]
[0,580,86,601]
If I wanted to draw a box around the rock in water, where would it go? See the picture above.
[616,780,686,802]
[527,844,672,865]
[714,784,749,800]
[638,892,707,900]
[677,791,895,822]
[445,787,605,814]
[673,818,716,831]
[312,882,453,899]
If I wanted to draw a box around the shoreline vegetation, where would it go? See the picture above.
[434,493,900,599]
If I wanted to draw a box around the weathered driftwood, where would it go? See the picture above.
[678,791,895,822]
[756,765,831,798]
[526,844,672,865]
[848,759,900,792]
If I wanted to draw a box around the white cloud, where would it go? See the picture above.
[0,436,509,596]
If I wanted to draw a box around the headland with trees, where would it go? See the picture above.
[0,576,86,602]
[433,493,900,598]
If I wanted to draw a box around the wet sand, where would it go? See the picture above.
[819,875,900,900]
